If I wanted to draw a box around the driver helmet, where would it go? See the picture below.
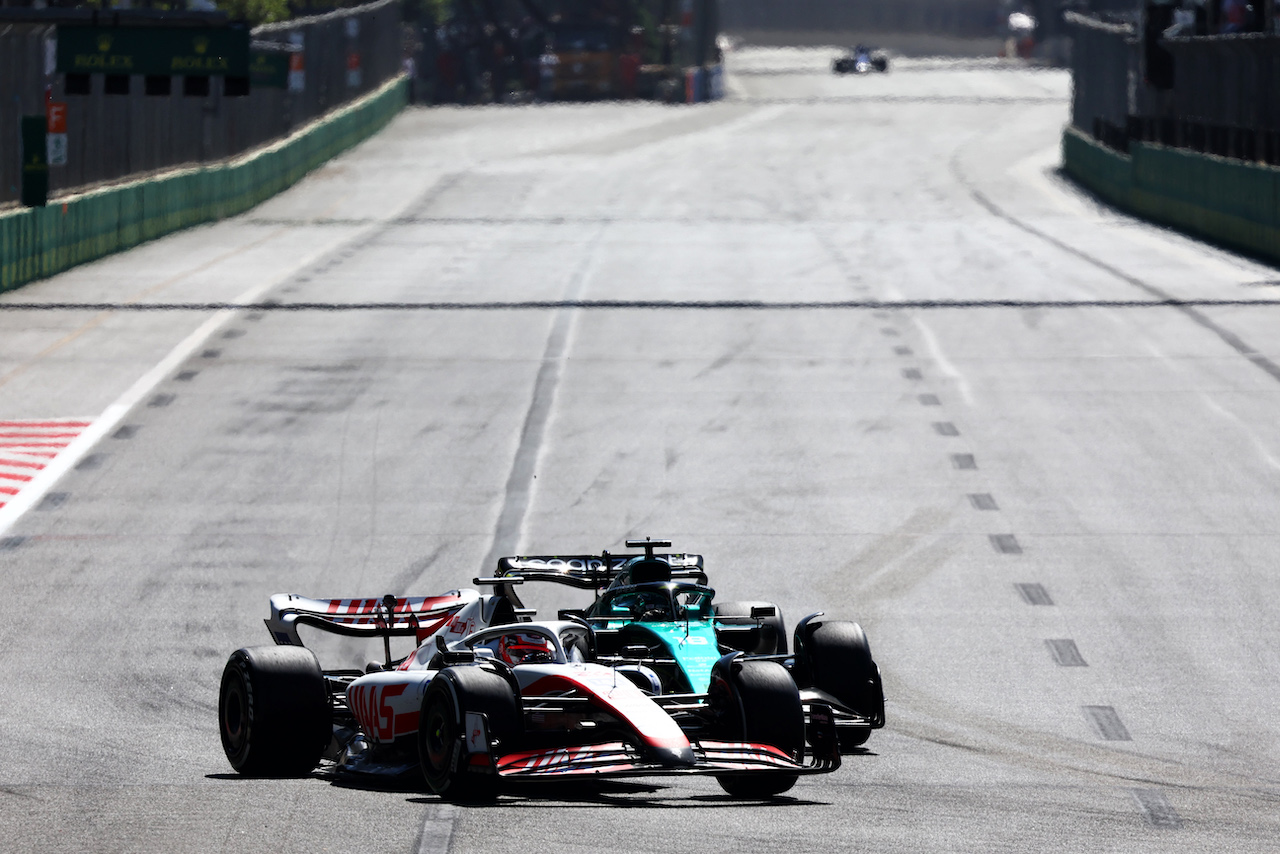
[499,632,555,665]
[634,591,672,620]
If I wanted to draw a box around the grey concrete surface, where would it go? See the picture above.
[1,47,1279,853]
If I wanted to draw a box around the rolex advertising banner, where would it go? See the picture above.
[57,26,250,77]
[249,49,291,89]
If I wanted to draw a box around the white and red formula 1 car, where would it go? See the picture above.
[218,588,840,800]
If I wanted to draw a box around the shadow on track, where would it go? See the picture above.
[405,777,830,809]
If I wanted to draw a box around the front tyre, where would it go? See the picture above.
[710,656,803,798]
[419,665,520,802]
[219,646,330,777]
[793,618,885,751]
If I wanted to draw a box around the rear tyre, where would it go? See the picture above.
[419,665,520,802]
[714,601,788,654]
[710,657,803,798]
[219,646,331,777]
[793,619,884,751]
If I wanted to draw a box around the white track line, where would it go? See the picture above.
[0,278,279,539]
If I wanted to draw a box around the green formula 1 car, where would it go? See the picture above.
[476,538,885,752]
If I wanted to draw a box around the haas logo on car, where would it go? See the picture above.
[348,681,419,742]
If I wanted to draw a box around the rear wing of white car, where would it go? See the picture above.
[264,590,480,647]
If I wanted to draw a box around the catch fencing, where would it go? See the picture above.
[1064,12,1137,151]
[1067,11,1280,165]
[719,0,1003,39]
[1,0,401,206]
[1063,12,1280,265]
[1,76,406,293]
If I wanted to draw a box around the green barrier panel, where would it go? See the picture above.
[1,76,406,294]
[1133,144,1280,254]
[1062,126,1280,266]
[1129,142,1280,261]
[1061,127,1133,209]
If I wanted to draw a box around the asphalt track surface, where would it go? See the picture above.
[2,48,1280,853]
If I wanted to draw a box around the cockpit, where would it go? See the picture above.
[462,623,593,665]
[596,583,714,622]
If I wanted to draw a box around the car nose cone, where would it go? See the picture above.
[652,745,696,767]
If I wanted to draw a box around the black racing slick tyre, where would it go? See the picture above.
[793,619,885,751]
[710,657,803,798]
[713,601,788,654]
[219,646,331,777]
[419,665,520,802]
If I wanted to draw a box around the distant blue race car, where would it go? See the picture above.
[833,45,889,74]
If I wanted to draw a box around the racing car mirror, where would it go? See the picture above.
[622,644,650,661]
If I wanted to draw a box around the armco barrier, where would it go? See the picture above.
[2,75,406,294]
[1062,126,1280,265]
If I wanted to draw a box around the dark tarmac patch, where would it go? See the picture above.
[75,454,107,470]
[1046,639,1087,666]
[968,493,998,510]
[1083,706,1131,741]
[990,533,1021,553]
[1016,583,1053,605]
[1132,789,1182,828]
[36,492,68,511]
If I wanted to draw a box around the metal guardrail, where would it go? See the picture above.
[1,0,401,207]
